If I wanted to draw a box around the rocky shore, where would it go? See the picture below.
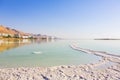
[0,44,120,80]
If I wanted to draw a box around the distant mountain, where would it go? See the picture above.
[0,25,30,38]
[0,25,26,34]
[0,25,56,39]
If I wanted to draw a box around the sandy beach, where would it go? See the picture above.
[0,44,120,80]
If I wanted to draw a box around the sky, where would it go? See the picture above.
[0,0,120,39]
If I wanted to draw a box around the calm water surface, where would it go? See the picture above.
[0,39,119,68]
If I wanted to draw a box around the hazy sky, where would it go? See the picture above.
[0,0,120,39]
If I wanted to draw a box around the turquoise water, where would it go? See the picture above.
[0,39,119,68]
[73,40,120,55]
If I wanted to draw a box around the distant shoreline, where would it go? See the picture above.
[94,38,120,40]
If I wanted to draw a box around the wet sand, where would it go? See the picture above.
[0,44,120,80]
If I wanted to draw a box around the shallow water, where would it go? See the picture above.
[0,39,119,68]
[73,40,120,55]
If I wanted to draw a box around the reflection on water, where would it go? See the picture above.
[0,40,99,68]
[0,39,55,53]
[32,38,56,44]
[0,39,30,53]
[0,39,120,68]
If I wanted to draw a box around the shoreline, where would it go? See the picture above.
[0,44,120,80]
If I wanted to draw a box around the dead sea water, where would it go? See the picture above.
[1,39,119,68]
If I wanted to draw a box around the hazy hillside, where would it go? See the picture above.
[0,25,26,36]
[0,25,55,39]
